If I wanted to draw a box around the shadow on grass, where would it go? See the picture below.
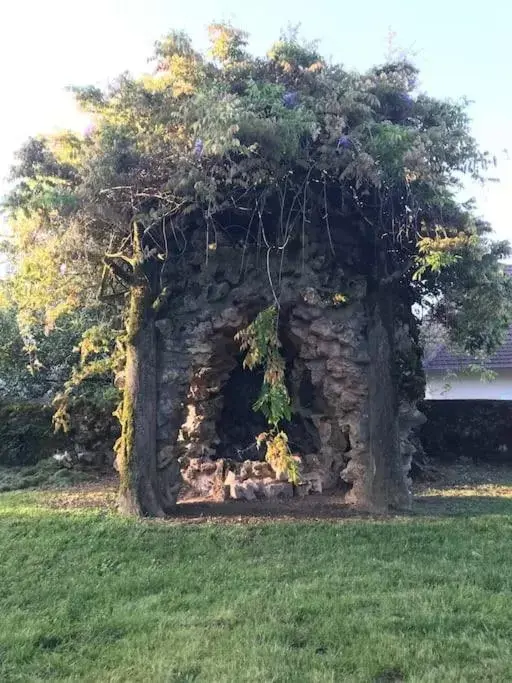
[413,494,512,518]
[2,480,512,523]
[172,491,512,523]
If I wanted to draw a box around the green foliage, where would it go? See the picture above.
[413,230,478,280]
[0,306,29,397]
[0,300,108,402]
[421,399,512,464]
[0,403,66,467]
[0,458,94,493]
[207,23,248,64]
[256,430,300,485]
[0,296,119,454]
[53,324,122,434]
[236,306,291,429]
[236,306,298,482]
[267,25,322,70]
[419,234,512,356]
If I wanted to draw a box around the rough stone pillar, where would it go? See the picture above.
[289,286,369,493]
[288,282,413,511]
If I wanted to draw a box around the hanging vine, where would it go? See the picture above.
[235,306,299,483]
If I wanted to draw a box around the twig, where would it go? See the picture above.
[323,178,335,255]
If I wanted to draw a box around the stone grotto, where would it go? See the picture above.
[150,227,426,512]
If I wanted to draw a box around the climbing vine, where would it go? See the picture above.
[53,324,123,434]
[235,306,299,483]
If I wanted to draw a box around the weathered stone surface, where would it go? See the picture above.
[155,318,174,336]
[181,461,297,501]
[212,306,244,330]
[325,358,347,379]
[251,461,274,479]
[240,480,260,501]
[316,341,341,358]
[301,470,324,494]
[230,482,247,500]
[295,483,311,497]
[182,295,201,313]
[181,456,220,497]
[152,243,422,513]
[239,460,253,480]
[200,459,217,475]
[260,479,293,499]
[224,469,238,487]
[292,305,317,322]
[300,287,324,308]
[306,360,326,385]
[310,318,337,340]
[273,467,289,482]
[186,342,212,355]
[207,282,230,302]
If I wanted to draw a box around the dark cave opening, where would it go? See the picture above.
[214,331,322,462]
[215,356,268,461]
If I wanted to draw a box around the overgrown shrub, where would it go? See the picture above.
[0,403,66,467]
[420,399,512,463]
[0,457,96,493]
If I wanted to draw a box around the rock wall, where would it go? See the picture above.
[153,235,422,509]
[287,287,368,492]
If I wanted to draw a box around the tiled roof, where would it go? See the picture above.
[424,264,512,372]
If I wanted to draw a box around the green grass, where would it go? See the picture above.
[2,489,512,682]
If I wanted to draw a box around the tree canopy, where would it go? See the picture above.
[5,24,510,352]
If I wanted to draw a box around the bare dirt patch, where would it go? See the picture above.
[37,458,512,521]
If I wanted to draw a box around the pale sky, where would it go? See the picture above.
[1,0,510,244]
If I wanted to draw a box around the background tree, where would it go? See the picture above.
[4,24,511,515]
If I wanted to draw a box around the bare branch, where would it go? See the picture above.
[104,252,134,264]
[323,177,335,256]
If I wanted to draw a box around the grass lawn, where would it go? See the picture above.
[1,481,512,682]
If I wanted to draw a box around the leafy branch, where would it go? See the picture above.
[235,306,299,483]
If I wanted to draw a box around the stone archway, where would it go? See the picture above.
[154,297,365,502]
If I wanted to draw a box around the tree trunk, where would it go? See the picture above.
[117,281,165,517]
[363,285,411,511]
[106,220,182,517]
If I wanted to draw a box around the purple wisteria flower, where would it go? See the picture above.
[193,138,204,158]
[283,91,299,109]
[398,92,413,107]
[337,135,352,149]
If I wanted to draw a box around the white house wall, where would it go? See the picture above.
[425,369,512,400]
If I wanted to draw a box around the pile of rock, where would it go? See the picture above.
[180,457,225,499]
[224,460,293,501]
[180,454,328,502]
